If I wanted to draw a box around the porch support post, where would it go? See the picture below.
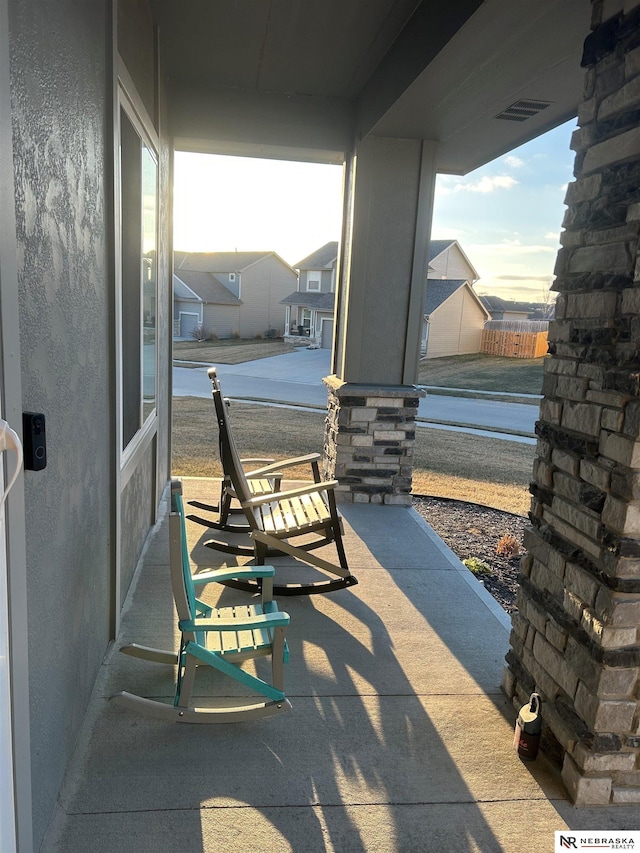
[323,136,436,503]
[503,0,640,806]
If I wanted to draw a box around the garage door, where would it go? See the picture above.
[179,312,200,339]
[321,319,334,349]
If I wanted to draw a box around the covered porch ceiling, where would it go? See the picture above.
[150,0,590,173]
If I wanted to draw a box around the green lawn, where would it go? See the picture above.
[171,344,540,515]
[172,397,534,515]
[417,353,545,394]
[174,338,297,364]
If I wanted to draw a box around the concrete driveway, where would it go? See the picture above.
[173,348,540,441]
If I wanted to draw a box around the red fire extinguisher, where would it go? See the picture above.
[514,693,542,760]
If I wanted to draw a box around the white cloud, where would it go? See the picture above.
[504,155,524,169]
[545,232,560,240]
[454,175,518,193]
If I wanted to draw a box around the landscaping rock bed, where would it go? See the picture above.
[412,495,527,614]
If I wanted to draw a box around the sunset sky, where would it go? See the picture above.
[173,118,577,303]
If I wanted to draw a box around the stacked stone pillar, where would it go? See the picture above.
[503,0,640,805]
[323,377,423,505]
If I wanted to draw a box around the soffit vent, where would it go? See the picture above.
[494,99,553,122]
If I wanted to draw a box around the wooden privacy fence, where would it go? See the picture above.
[481,320,549,358]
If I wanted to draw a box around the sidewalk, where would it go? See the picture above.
[45,478,639,852]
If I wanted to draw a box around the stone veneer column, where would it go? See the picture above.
[323,377,423,505]
[503,0,640,806]
[322,136,436,502]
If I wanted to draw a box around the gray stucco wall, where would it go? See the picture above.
[9,1,111,845]
[120,442,155,608]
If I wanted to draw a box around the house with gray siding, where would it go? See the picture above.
[282,241,338,348]
[174,250,297,338]
[284,238,486,356]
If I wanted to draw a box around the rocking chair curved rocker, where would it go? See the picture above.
[111,479,292,723]
[199,367,358,597]
[187,367,322,533]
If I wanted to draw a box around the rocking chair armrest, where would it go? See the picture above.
[246,470,283,480]
[191,565,275,587]
[246,453,321,476]
[241,480,339,508]
[240,457,275,465]
[179,611,290,632]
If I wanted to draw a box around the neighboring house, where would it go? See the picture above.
[421,279,491,358]
[481,295,555,322]
[422,240,485,357]
[174,251,297,339]
[282,238,487,355]
[281,241,338,348]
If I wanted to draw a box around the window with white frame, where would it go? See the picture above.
[307,271,321,291]
[119,97,158,454]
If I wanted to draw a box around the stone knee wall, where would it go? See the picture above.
[322,376,422,504]
[503,0,640,806]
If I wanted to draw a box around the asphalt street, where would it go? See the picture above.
[173,348,540,443]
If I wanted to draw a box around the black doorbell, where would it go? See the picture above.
[23,412,47,470]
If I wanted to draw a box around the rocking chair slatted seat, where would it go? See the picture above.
[111,479,292,723]
[188,367,322,533]
[201,367,358,596]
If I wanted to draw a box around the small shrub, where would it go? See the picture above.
[190,323,211,342]
[232,330,240,339]
[496,534,521,558]
[463,557,492,575]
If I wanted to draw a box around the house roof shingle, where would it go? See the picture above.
[428,239,455,262]
[294,241,339,270]
[424,279,466,314]
[280,291,335,311]
[174,270,242,305]
[173,274,200,301]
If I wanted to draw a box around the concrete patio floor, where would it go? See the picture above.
[45,477,639,852]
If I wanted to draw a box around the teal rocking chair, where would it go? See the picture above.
[111,479,292,723]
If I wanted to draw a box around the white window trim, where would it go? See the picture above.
[306,271,321,292]
[115,73,159,468]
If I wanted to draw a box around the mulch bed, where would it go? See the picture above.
[412,495,527,613]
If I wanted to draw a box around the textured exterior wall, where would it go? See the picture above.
[9,0,111,844]
[120,443,155,608]
[504,0,640,806]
